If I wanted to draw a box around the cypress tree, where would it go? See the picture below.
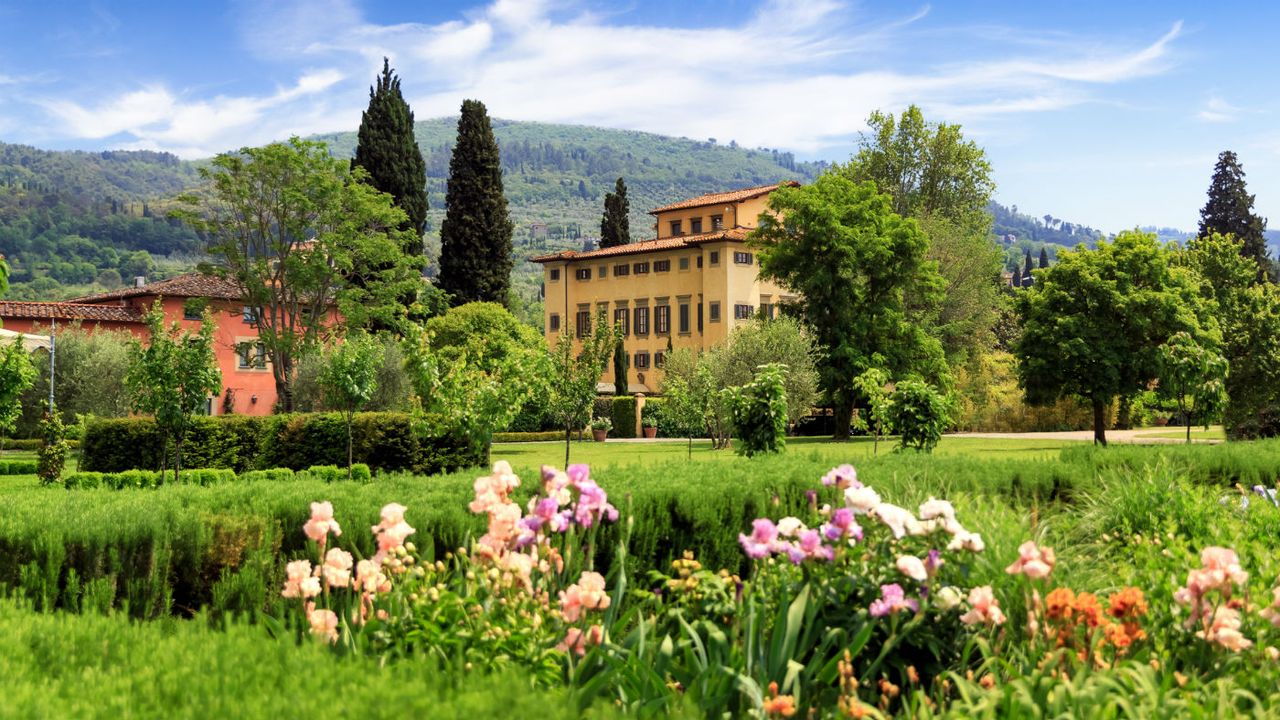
[353,58,428,244]
[1038,247,1049,269]
[613,335,628,396]
[1199,150,1270,277]
[438,99,513,305]
[1022,251,1034,287]
[599,177,631,249]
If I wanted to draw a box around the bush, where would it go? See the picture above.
[36,411,68,485]
[886,379,950,453]
[610,395,636,438]
[493,431,564,443]
[239,468,295,483]
[302,465,344,483]
[728,364,788,457]
[0,460,37,475]
[82,413,486,475]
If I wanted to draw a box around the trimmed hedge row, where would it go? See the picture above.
[64,464,373,490]
[80,413,485,475]
[610,395,637,438]
[493,431,565,443]
[0,439,78,451]
[0,460,37,475]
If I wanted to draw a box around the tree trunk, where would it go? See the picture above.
[174,437,183,486]
[1092,399,1108,447]
[565,425,572,467]
[832,397,853,440]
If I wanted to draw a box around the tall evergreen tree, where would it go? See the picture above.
[613,335,628,396]
[1199,150,1269,277]
[599,177,631,249]
[1022,251,1034,287]
[438,100,513,305]
[353,59,428,244]
[1039,247,1049,269]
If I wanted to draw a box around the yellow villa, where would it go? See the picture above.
[533,182,799,393]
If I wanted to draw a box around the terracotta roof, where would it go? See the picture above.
[648,181,799,215]
[531,228,750,263]
[0,301,144,323]
[69,272,243,303]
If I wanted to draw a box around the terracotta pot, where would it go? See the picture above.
[592,429,608,442]
[643,426,658,439]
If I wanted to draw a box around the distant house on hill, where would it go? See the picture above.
[530,222,549,239]
[0,273,313,415]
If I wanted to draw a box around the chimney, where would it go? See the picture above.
[134,276,147,288]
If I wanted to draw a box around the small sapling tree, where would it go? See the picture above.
[318,332,383,479]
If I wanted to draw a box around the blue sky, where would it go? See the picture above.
[0,0,1276,232]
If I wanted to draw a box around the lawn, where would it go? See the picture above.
[493,434,1080,472]
[1133,425,1227,441]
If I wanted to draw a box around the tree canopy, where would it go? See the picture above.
[353,58,429,244]
[437,100,513,306]
[599,177,631,249]
[177,138,421,411]
[1199,151,1269,277]
[1015,230,1216,445]
[751,174,947,437]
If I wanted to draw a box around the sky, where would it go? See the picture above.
[0,0,1276,232]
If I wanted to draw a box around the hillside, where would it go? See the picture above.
[0,119,825,302]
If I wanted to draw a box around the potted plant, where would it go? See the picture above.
[641,404,659,439]
[590,416,612,442]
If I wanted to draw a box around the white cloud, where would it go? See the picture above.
[32,0,1185,158]
[1196,96,1239,123]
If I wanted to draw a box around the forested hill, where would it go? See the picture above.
[310,117,827,241]
[0,119,826,301]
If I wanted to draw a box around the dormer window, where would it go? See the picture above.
[670,220,682,236]
[711,215,724,230]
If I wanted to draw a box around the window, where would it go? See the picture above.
[679,257,690,271]
[678,303,690,334]
[734,304,754,319]
[576,310,591,336]
[654,259,670,273]
[711,215,724,230]
[669,220,683,236]
[598,265,608,279]
[655,305,670,334]
[690,218,703,234]
[238,341,266,369]
[549,313,561,333]
[697,303,704,332]
[614,263,630,277]
[634,352,650,369]
[760,303,774,320]
[242,306,255,324]
[709,251,720,265]
[549,268,561,281]
[575,268,592,281]
[734,251,753,265]
[634,306,650,335]
[696,256,703,269]
[633,261,650,275]
[614,307,630,336]
[654,351,666,369]
[709,302,721,322]
[184,305,202,321]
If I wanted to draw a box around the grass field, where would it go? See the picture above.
[1133,425,1227,440]
[493,434,1080,472]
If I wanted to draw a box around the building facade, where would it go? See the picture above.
[0,273,294,415]
[533,182,799,392]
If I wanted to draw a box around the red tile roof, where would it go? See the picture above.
[531,228,750,263]
[69,272,243,303]
[648,181,799,215]
[0,301,144,323]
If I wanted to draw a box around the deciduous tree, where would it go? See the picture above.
[751,175,948,438]
[1157,331,1227,443]
[124,302,222,483]
[545,311,616,465]
[177,138,421,411]
[1015,231,1215,445]
[317,332,383,479]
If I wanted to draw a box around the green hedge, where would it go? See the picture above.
[0,439,78,451]
[64,464,373,490]
[0,460,38,475]
[0,599,618,719]
[81,413,485,475]
[493,431,564,443]
[610,395,636,438]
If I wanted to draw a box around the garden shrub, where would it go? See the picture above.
[351,463,372,482]
[728,363,788,457]
[36,410,69,485]
[0,460,37,475]
[82,413,486,475]
[239,468,295,483]
[610,395,636,438]
[885,379,950,453]
[302,465,344,483]
[592,397,612,426]
[493,431,564,443]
